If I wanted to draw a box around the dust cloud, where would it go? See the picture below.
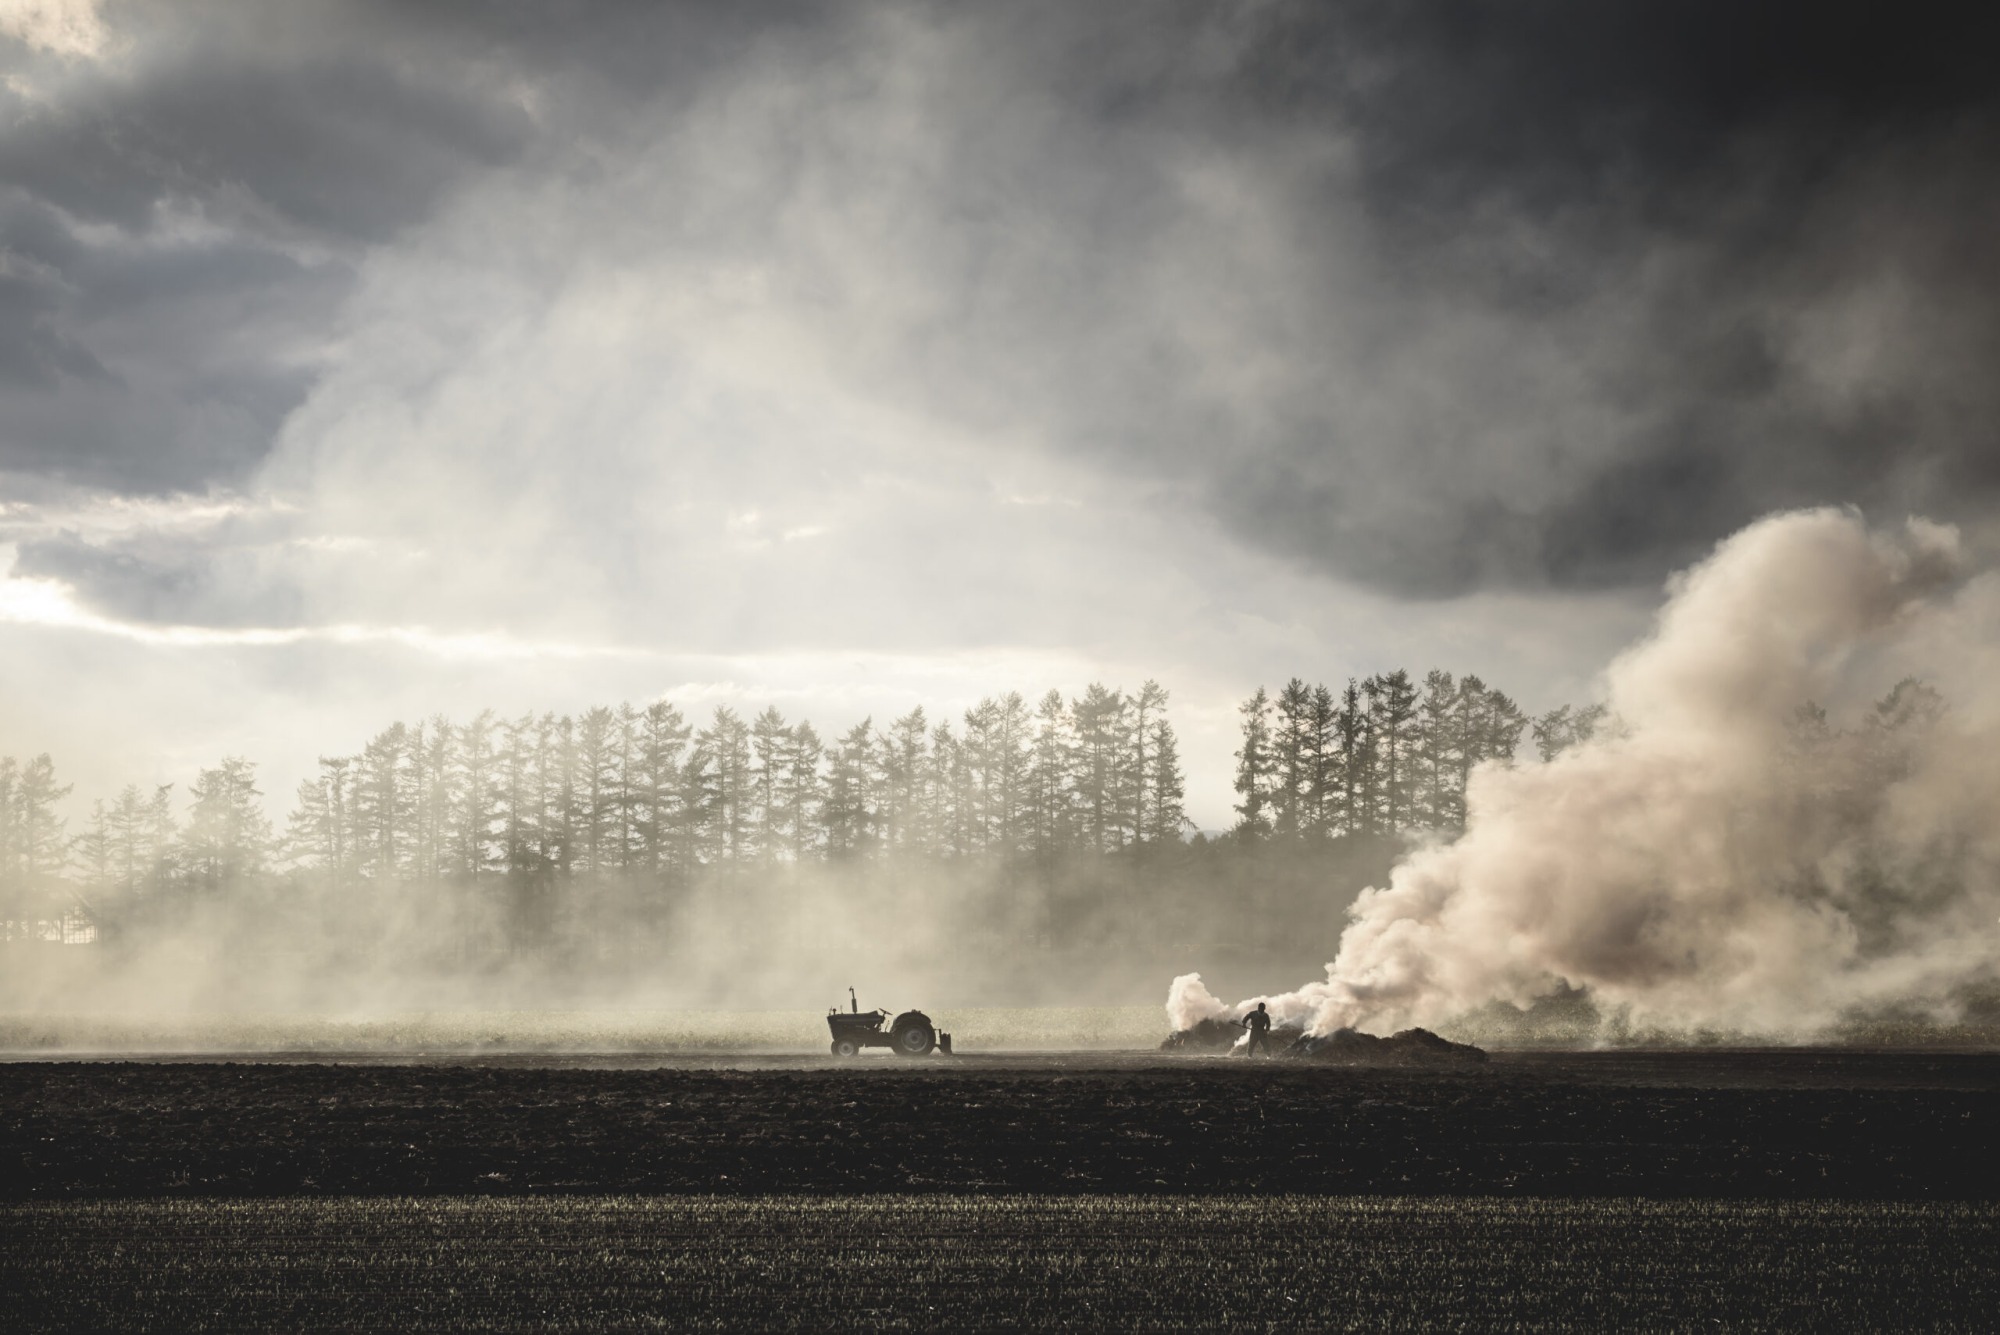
[1172,509,2000,1042]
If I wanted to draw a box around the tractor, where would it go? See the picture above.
[827,987,951,1057]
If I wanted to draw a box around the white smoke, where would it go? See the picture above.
[1170,508,2000,1041]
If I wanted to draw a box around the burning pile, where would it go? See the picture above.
[1284,1027,1486,1065]
[1158,1017,1305,1053]
[1159,1016,1486,1065]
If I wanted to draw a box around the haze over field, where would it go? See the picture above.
[3,2,1999,1040]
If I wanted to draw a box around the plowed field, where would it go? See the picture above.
[4,1195,1996,1332]
[7,1050,1996,1329]
[5,1049,1995,1198]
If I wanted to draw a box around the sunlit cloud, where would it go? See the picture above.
[0,564,1124,694]
[0,0,109,60]
[0,492,278,530]
[0,571,653,660]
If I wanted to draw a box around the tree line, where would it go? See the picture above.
[281,682,1188,886]
[0,682,1193,937]
[0,667,1647,967]
[1230,670,1603,840]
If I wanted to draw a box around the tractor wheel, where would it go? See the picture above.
[831,1037,860,1058]
[890,1017,935,1057]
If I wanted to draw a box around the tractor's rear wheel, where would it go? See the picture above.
[891,1018,935,1057]
[831,1037,860,1058]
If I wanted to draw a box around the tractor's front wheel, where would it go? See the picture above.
[831,1037,860,1058]
[891,1019,935,1057]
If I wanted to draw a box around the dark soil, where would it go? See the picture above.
[5,1049,1996,1200]
[6,1196,1997,1332]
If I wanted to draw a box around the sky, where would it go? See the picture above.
[1,0,1996,827]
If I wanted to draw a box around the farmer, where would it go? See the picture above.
[1241,1001,1273,1057]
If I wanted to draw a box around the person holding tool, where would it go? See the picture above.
[1240,1001,1273,1057]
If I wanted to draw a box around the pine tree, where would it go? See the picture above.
[539,714,579,876]
[697,707,751,865]
[1334,679,1373,836]
[675,746,716,870]
[1304,683,1337,838]
[144,783,179,892]
[181,758,271,893]
[959,697,1000,854]
[499,714,541,874]
[1143,718,1188,845]
[283,774,336,874]
[1530,702,1606,761]
[1232,687,1275,835]
[610,704,640,872]
[104,783,172,896]
[1455,676,1525,800]
[991,692,1032,857]
[821,718,877,860]
[1415,670,1460,828]
[1363,671,1419,835]
[410,717,455,882]
[1271,678,1313,837]
[355,723,410,879]
[16,753,71,893]
[1027,690,1074,857]
[930,719,967,858]
[1128,681,1169,845]
[1872,678,1945,732]
[1071,683,1131,853]
[636,701,690,874]
[879,708,929,855]
[73,801,114,902]
[749,707,791,863]
[575,707,618,874]
[0,758,16,914]
[454,711,501,878]
[782,720,824,862]
[1867,677,1945,784]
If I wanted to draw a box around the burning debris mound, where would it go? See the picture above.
[1159,1017,1486,1064]
[1159,1017,1305,1053]
[1284,1027,1486,1066]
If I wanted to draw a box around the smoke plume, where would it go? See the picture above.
[1171,508,2000,1040]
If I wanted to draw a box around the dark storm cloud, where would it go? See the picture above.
[1253,2,2000,210]
[6,0,1999,599]
[536,0,1999,598]
[0,182,341,487]
[0,2,538,492]
[1189,0,2000,591]
[12,525,304,627]
[0,264,106,388]
[0,0,845,497]
[0,62,528,241]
